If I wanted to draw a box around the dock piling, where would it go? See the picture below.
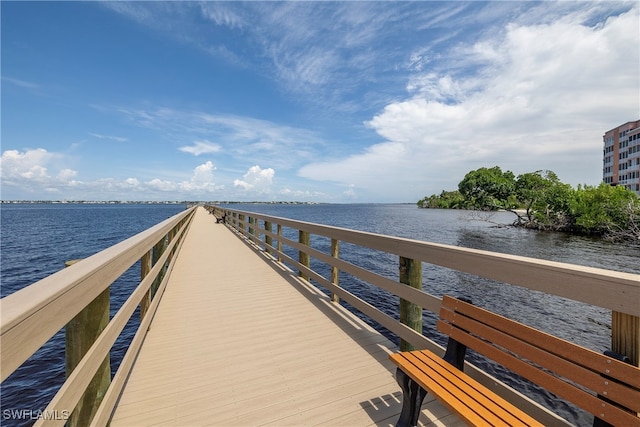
[331,239,340,303]
[140,251,152,320]
[399,256,422,351]
[64,260,110,427]
[277,224,283,262]
[299,230,310,280]
[612,311,639,366]
[265,221,273,254]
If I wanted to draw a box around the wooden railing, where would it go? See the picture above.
[208,205,640,424]
[0,206,197,427]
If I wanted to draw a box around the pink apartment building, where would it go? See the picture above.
[603,119,640,196]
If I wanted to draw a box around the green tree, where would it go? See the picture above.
[458,166,516,210]
[418,166,639,243]
[417,190,466,209]
[569,183,640,240]
[514,170,573,230]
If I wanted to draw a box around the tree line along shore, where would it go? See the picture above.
[418,166,640,243]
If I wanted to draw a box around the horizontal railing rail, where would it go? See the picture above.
[208,205,640,425]
[0,206,197,426]
[212,206,639,316]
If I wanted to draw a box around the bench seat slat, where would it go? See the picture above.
[402,351,526,426]
[390,351,543,427]
[391,352,496,426]
[441,296,640,389]
[409,350,543,427]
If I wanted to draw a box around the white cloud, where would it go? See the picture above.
[57,169,78,181]
[198,3,246,29]
[146,178,176,192]
[7,3,636,203]
[188,161,216,188]
[105,2,474,112]
[343,184,356,198]
[2,76,40,89]
[278,188,325,199]
[1,149,51,180]
[145,161,221,194]
[300,6,639,200]
[0,148,83,197]
[234,165,275,192]
[89,133,128,142]
[179,140,222,156]
[114,107,323,169]
[0,149,226,199]
[0,148,77,183]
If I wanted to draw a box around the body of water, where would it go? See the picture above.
[1,203,638,426]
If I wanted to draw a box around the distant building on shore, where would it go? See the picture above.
[603,119,640,196]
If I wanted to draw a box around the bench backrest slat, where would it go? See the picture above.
[437,295,640,427]
[437,320,639,427]
[440,296,640,388]
[437,310,640,414]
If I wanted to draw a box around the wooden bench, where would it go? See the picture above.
[208,209,226,223]
[389,295,640,427]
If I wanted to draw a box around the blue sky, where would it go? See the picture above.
[2,1,638,202]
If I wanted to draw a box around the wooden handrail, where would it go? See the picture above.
[91,231,182,426]
[0,206,197,425]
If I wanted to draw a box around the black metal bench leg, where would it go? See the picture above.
[395,368,428,427]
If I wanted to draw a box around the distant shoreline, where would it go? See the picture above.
[0,200,324,205]
[0,200,186,205]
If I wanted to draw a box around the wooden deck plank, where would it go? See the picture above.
[110,207,457,426]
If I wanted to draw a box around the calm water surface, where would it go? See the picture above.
[1,203,638,426]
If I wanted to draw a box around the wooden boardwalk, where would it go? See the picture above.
[109,207,460,426]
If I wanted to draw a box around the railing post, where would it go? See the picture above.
[265,221,272,254]
[399,256,422,351]
[64,259,110,427]
[299,230,310,280]
[140,251,152,320]
[612,311,640,366]
[151,237,167,299]
[331,239,340,303]
[277,224,283,262]
[248,216,255,239]
[167,225,177,262]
